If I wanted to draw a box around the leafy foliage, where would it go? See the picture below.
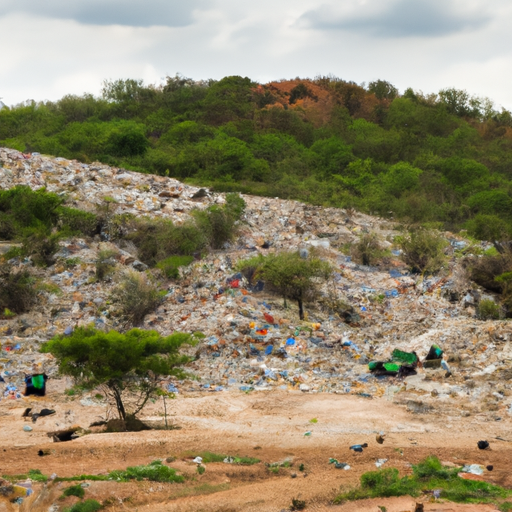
[110,270,161,325]
[335,456,511,505]
[62,484,85,499]
[396,229,448,274]
[0,266,37,313]
[3,77,512,238]
[41,326,201,420]
[109,460,184,483]
[238,251,331,319]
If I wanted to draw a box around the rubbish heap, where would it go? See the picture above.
[0,147,512,420]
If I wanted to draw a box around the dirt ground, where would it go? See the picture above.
[0,386,511,512]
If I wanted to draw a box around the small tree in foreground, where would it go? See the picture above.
[238,251,332,320]
[41,327,202,422]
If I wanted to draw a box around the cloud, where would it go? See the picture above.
[300,0,490,38]
[0,0,208,27]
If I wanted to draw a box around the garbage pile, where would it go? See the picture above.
[0,147,512,419]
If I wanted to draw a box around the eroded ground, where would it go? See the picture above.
[1,388,511,512]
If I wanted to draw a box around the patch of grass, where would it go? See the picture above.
[334,457,512,507]
[478,299,500,320]
[63,499,102,512]
[197,466,205,475]
[3,469,48,483]
[156,255,194,279]
[61,484,85,499]
[108,460,184,483]
[54,461,184,484]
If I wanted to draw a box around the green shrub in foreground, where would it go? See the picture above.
[334,457,511,505]
[63,499,102,512]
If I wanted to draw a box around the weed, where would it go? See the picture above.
[182,451,259,465]
[0,267,37,313]
[61,484,85,499]
[95,247,118,281]
[63,499,102,512]
[156,255,194,279]
[197,466,205,475]
[110,269,161,325]
[108,460,184,483]
[334,456,511,506]
[478,299,500,320]
[290,497,306,510]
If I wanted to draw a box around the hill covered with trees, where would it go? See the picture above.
[1,75,512,240]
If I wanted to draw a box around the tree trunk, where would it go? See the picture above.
[298,297,304,320]
[111,385,126,421]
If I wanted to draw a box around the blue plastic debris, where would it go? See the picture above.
[64,326,73,336]
[167,384,179,393]
[389,269,402,278]
[286,337,296,346]
[239,385,254,392]
[265,345,274,355]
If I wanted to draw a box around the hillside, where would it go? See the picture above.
[1,76,512,241]
[0,147,512,511]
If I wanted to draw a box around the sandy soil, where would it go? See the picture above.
[0,387,510,512]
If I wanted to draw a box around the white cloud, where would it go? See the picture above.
[0,0,512,110]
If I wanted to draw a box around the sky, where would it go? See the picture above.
[1,0,511,110]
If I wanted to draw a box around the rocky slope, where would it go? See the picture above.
[0,146,511,423]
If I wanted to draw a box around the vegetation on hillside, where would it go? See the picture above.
[1,75,512,238]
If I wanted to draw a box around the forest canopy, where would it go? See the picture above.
[2,75,512,239]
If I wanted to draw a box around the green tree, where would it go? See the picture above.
[41,327,201,422]
[368,80,398,100]
[238,251,331,320]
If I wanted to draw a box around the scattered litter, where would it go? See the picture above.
[375,458,388,468]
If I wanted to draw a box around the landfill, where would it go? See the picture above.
[1,146,512,421]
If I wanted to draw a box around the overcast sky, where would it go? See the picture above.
[1,0,511,110]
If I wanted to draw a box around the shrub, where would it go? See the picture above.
[110,270,161,325]
[193,193,245,250]
[478,299,500,320]
[351,232,385,266]
[21,228,61,266]
[156,255,194,279]
[237,251,331,320]
[41,327,200,421]
[467,251,512,293]
[63,499,102,512]
[58,207,99,237]
[0,267,37,313]
[62,484,85,499]
[95,247,118,281]
[109,460,184,483]
[396,229,448,273]
[127,218,205,266]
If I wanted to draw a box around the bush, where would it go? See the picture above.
[0,267,37,313]
[21,228,61,266]
[109,460,184,483]
[58,207,99,237]
[351,232,385,266]
[95,248,118,281]
[110,270,161,325]
[41,327,200,421]
[156,255,194,279]
[63,500,102,512]
[192,193,245,250]
[396,229,448,273]
[127,218,205,266]
[478,299,500,320]
[62,484,85,499]
[467,251,512,293]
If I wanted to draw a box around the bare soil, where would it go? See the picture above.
[1,387,510,512]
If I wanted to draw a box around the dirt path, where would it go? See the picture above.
[0,389,510,511]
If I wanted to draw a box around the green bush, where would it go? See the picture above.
[109,460,184,483]
[41,327,199,421]
[110,270,161,325]
[335,456,511,505]
[156,255,194,279]
[0,267,37,313]
[351,232,385,266]
[62,484,85,499]
[64,499,102,512]
[478,299,500,320]
[58,207,99,237]
[396,229,448,273]
[95,248,118,281]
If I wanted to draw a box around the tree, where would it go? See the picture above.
[238,251,331,320]
[41,327,202,423]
